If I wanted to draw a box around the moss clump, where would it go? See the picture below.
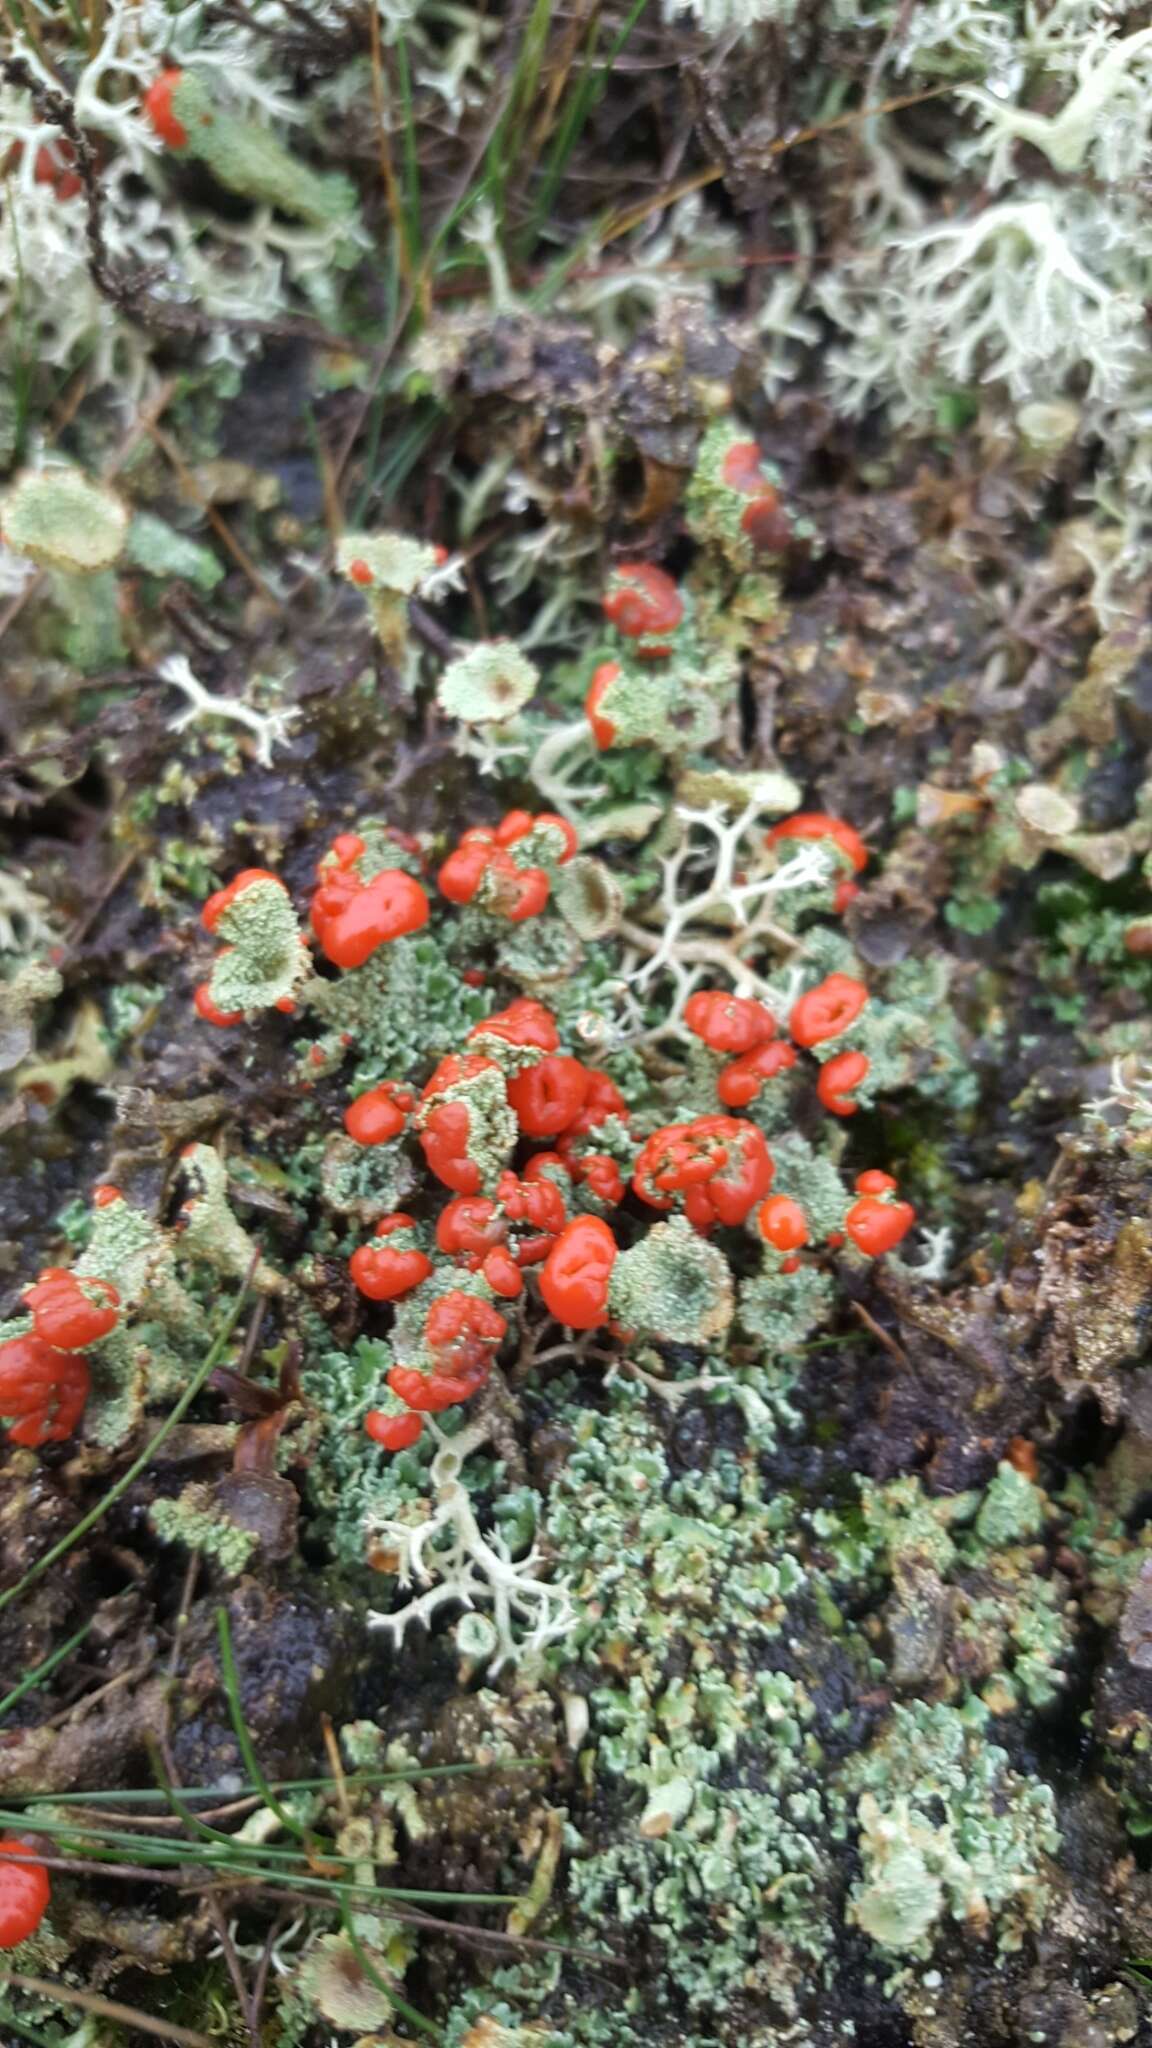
[844,1699,1059,1956]
[150,1482,260,1574]
[2,466,129,573]
[609,1215,734,1345]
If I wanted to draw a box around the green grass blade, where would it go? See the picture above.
[214,1606,310,1843]
[0,1281,253,1620]
[529,0,650,241]
[341,1907,442,2041]
[0,1617,97,1722]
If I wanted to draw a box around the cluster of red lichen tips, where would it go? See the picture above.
[0,1258,120,1449]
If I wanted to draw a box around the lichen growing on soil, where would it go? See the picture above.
[5,3,1152,2046]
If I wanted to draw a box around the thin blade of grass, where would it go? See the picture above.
[3,1761,539,1806]
[215,1606,311,1843]
[341,1907,442,2041]
[528,0,650,240]
[0,1278,255,1619]
[0,1617,97,1722]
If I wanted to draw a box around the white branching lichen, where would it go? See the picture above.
[159,655,300,767]
[620,801,828,1024]
[367,1424,575,1672]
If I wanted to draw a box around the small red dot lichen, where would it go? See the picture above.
[0,1839,50,1948]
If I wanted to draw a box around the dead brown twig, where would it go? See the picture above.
[3,1971,214,2048]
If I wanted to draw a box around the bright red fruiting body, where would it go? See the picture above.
[740,493,793,553]
[468,997,559,1052]
[856,1169,896,1195]
[575,1154,625,1206]
[350,1216,433,1302]
[422,1052,498,1099]
[417,1056,501,1193]
[344,1082,416,1145]
[718,444,794,551]
[521,812,578,861]
[758,1194,809,1253]
[585,662,620,749]
[24,1269,119,1350]
[483,1248,524,1297]
[388,1360,489,1412]
[540,1216,618,1329]
[556,1068,628,1142]
[438,835,495,906]
[603,564,683,655]
[766,812,868,876]
[439,813,575,922]
[496,1170,566,1238]
[419,1101,480,1193]
[488,857,543,921]
[365,1408,423,1450]
[716,1040,796,1110]
[684,989,777,1056]
[524,1150,572,1179]
[143,69,190,149]
[202,869,284,935]
[311,845,429,970]
[721,441,769,495]
[436,1195,506,1263]
[348,558,374,586]
[817,1049,870,1118]
[790,974,868,1048]
[507,1055,590,1138]
[633,1115,773,1232]
[844,1194,915,1257]
[0,1336,89,1447]
[0,1839,51,1948]
[92,1184,123,1206]
[194,982,243,1027]
[427,1290,507,1361]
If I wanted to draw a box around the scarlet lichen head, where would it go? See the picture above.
[633,1115,773,1232]
[716,1040,796,1110]
[344,1082,416,1146]
[0,1335,89,1448]
[311,838,429,969]
[685,989,777,1056]
[817,1049,870,1118]
[23,1268,119,1350]
[844,1174,915,1257]
[143,69,190,150]
[758,1194,809,1253]
[417,1053,516,1195]
[685,417,800,570]
[790,973,869,1049]
[585,662,620,749]
[350,1215,433,1301]
[365,1404,424,1451]
[0,1839,50,1948]
[540,1215,618,1330]
[198,869,309,1020]
[507,1055,591,1138]
[467,997,560,1055]
[201,869,285,935]
[766,812,868,886]
[437,812,575,922]
[385,1292,507,1411]
[602,564,683,657]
